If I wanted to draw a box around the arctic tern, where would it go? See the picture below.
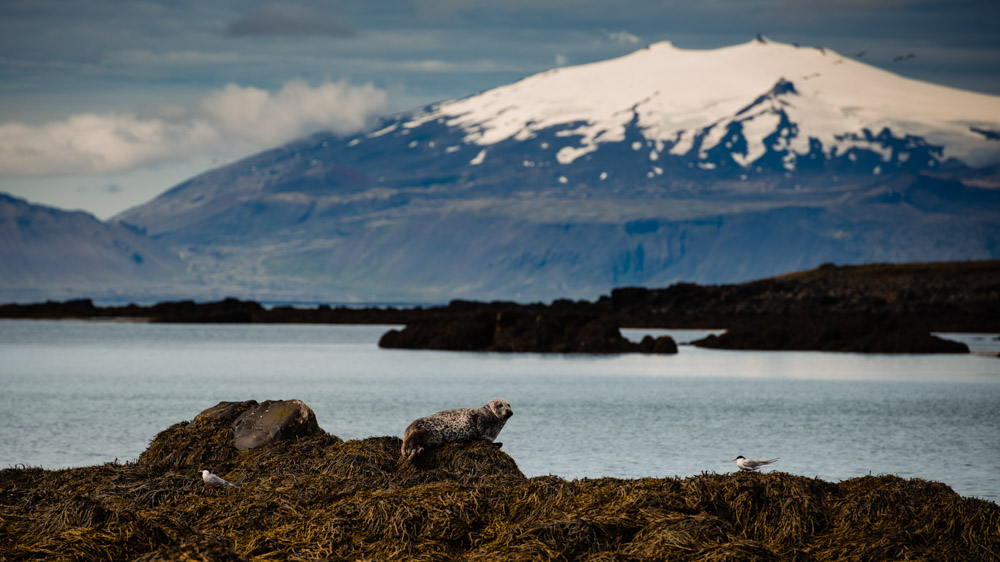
[732,455,778,471]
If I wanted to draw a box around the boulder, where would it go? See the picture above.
[638,335,679,354]
[232,400,322,451]
[193,400,259,426]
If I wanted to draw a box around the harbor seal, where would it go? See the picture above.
[401,398,513,460]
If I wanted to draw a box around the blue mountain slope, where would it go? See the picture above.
[0,194,191,303]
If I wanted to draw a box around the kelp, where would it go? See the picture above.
[1,420,998,561]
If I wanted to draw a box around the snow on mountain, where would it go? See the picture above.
[404,38,1000,171]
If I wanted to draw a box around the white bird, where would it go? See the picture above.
[732,455,778,472]
[200,469,237,488]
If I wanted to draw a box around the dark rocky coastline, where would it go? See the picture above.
[1,260,997,354]
[1,400,997,560]
[378,308,679,354]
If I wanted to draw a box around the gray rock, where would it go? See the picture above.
[232,399,322,451]
[193,400,259,426]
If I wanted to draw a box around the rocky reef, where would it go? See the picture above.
[1,260,997,354]
[1,400,998,561]
[378,307,678,354]
[691,313,971,354]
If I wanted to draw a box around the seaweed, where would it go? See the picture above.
[1,419,998,561]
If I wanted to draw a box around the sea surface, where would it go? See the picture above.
[1,320,998,502]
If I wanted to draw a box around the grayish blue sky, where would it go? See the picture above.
[2,0,999,218]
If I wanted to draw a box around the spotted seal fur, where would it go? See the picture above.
[401,398,513,460]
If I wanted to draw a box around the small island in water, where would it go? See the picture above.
[2,259,997,354]
[2,399,997,560]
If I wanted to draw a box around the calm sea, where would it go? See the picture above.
[1,320,998,502]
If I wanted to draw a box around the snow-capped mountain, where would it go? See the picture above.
[82,40,1000,302]
[404,37,1000,175]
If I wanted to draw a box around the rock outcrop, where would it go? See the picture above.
[232,400,322,451]
[139,399,331,469]
[379,308,678,354]
[691,314,970,354]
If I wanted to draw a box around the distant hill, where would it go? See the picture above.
[0,193,191,303]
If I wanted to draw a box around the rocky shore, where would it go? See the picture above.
[1,400,997,561]
[1,260,997,353]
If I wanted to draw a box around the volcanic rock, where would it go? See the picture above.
[379,307,677,354]
[691,314,970,353]
[232,399,323,451]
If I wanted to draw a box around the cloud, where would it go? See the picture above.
[0,80,389,176]
[226,3,356,38]
[604,30,641,45]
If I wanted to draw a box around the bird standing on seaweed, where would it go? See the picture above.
[200,469,237,489]
[732,456,778,472]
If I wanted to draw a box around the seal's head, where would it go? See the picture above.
[485,398,513,420]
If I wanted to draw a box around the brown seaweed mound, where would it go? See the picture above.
[1,413,998,560]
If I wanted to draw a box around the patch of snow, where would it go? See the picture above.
[370,123,399,137]
[599,171,608,180]
[557,145,596,164]
[700,124,729,153]
[558,176,568,184]
[469,149,487,166]
[446,145,461,153]
[631,141,643,151]
[347,138,361,147]
[782,152,797,170]
[669,130,696,156]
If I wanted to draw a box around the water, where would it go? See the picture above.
[1,320,998,502]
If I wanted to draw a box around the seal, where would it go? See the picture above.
[401,398,513,460]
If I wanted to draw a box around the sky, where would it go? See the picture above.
[1,0,999,220]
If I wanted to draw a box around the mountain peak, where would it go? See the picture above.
[399,39,999,168]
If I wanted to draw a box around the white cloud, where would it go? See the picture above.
[555,54,569,66]
[0,80,389,176]
[603,30,641,44]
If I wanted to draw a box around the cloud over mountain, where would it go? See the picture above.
[0,80,389,176]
